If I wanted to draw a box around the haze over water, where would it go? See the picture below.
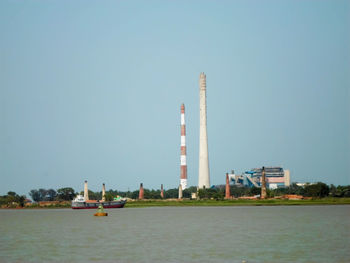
[0,206,349,263]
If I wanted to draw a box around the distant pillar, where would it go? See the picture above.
[160,184,164,199]
[261,167,267,199]
[84,180,89,201]
[284,170,290,187]
[139,183,144,200]
[102,183,106,201]
[225,173,231,199]
[198,72,210,189]
[178,184,183,200]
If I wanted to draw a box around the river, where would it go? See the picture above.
[0,205,349,262]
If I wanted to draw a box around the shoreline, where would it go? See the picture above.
[2,197,350,209]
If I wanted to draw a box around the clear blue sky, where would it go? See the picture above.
[1,0,349,195]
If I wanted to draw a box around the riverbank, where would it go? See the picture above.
[125,197,350,208]
[2,197,350,209]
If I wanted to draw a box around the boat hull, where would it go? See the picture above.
[72,200,126,209]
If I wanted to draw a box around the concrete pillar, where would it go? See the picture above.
[84,180,89,201]
[160,184,164,199]
[180,104,188,190]
[139,183,144,200]
[284,169,290,187]
[178,184,183,200]
[225,173,231,199]
[261,167,267,199]
[198,72,210,189]
[102,183,106,202]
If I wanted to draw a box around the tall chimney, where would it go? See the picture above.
[160,184,164,199]
[180,103,188,190]
[84,180,89,201]
[102,183,106,202]
[225,173,231,199]
[198,72,210,189]
[178,184,183,200]
[261,167,267,199]
[139,183,144,200]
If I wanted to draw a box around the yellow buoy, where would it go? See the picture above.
[94,204,108,216]
[94,212,108,216]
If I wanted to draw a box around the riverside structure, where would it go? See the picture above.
[198,72,210,189]
[180,104,188,190]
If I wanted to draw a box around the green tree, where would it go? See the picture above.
[45,189,57,201]
[304,182,329,198]
[57,187,76,200]
[104,192,114,201]
[29,189,41,202]
[164,188,178,199]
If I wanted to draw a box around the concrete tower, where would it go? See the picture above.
[198,72,210,188]
[84,180,89,201]
[180,103,188,190]
[178,184,183,200]
[139,183,144,200]
[102,183,106,201]
[284,169,291,187]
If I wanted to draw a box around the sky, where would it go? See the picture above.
[0,0,349,196]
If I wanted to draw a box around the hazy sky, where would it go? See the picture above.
[1,0,349,195]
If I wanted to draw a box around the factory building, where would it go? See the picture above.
[229,167,290,189]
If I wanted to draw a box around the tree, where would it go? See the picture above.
[18,195,26,207]
[7,191,16,196]
[57,187,76,200]
[164,188,178,199]
[38,189,47,201]
[104,192,114,201]
[29,189,41,202]
[304,182,329,198]
[46,189,57,201]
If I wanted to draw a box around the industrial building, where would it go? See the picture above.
[229,167,290,189]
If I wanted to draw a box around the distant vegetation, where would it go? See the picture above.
[1,182,349,208]
[125,198,350,208]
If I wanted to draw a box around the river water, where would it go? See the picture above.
[0,206,349,263]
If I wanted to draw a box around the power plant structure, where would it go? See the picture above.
[229,167,291,189]
[180,103,188,190]
[198,72,210,189]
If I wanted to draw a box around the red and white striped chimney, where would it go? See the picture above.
[180,103,188,190]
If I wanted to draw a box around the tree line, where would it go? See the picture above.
[1,182,349,207]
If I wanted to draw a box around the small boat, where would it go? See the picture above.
[94,205,108,217]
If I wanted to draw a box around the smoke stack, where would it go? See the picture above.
[180,103,188,190]
[84,180,89,201]
[139,183,144,200]
[225,173,231,199]
[102,183,106,201]
[261,167,267,199]
[198,72,210,189]
[160,184,164,199]
[178,184,183,200]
